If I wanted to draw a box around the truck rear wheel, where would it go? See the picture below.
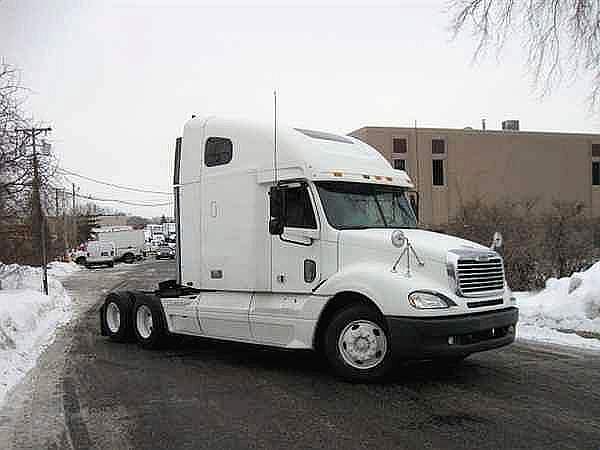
[101,292,134,342]
[323,304,393,382]
[133,295,168,349]
[123,253,135,264]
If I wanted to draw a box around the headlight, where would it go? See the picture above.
[408,291,456,309]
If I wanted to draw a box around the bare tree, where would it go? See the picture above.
[445,198,597,290]
[0,62,60,264]
[448,0,600,110]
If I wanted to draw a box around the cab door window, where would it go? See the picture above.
[284,186,317,229]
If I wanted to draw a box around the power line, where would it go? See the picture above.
[73,192,172,208]
[58,167,171,195]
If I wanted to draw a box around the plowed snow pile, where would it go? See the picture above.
[517,261,600,350]
[0,262,78,405]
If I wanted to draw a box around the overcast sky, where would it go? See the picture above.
[2,0,598,217]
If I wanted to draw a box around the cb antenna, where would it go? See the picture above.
[273,90,278,184]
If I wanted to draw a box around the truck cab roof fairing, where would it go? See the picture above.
[183,116,413,188]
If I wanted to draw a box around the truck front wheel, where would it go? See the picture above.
[323,304,393,382]
[133,296,168,349]
[123,253,135,264]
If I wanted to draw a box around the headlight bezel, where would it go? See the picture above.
[408,290,458,309]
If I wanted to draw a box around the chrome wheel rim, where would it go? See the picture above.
[136,305,153,339]
[106,302,121,333]
[338,320,388,370]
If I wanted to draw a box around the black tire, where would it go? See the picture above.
[75,256,87,266]
[323,304,394,382]
[123,253,135,264]
[132,295,168,349]
[100,292,135,342]
[108,261,114,268]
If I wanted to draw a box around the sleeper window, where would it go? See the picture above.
[284,186,317,229]
[205,137,233,167]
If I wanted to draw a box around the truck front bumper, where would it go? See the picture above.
[386,307,518,359]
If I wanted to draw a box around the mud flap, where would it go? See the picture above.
[99,303,108,336]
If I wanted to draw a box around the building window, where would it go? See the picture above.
[393,138,407,154]
[205,137,233,167]
[432,159,444,186]
[432,139,445,154]
[592,143,600,157]
[593,161,600,186]
[393,158,406,171]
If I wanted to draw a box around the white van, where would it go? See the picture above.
[97,229,144,263]
[85,241,115,268]
[100,117,518,382]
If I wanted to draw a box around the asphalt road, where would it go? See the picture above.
[1,260,600,450]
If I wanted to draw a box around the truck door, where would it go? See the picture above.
[270,183,321,293]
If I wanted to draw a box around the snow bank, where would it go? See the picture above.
[47,261,80,278]
[0,262,74,405]
[516,261,600,349]
[518,324,600,351]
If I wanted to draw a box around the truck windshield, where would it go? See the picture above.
[315,181,417,230]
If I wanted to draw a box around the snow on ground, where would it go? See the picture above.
[518,324,600,351]
[0,262,77,405]
[516,261,600,350]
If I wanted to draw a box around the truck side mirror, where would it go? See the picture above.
[408,190,419,221]
[269,186,285,235]
[490,231,503,251]
[269,217,284,235]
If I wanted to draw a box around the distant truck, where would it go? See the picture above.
[100,117,518,382]
[85,241,115,268]
[97,229,144,264]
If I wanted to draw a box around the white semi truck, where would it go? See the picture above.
[100,117,518,381]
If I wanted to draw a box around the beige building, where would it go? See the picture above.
[349,123,600,227]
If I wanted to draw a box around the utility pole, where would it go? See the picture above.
[62,189,68,257]
[72,182,78,249]
[16,126,52,295]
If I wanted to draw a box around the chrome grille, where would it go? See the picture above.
[456,257,505,297]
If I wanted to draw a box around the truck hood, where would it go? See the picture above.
[339,228,488,265]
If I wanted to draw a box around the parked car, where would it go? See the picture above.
[85,241,115,268]
[155,245,175,260]
[71,248,87,265]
